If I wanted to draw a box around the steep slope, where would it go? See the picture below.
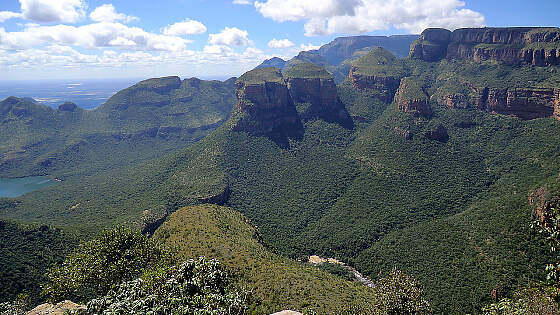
[0,220,75,304]
[0,77,236,235]
[411,27,560,66]
[3,29,560,314]
[153,204,384,314]
[0,76,236,177]
[146,50,560,313]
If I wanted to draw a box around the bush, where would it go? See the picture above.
[377,269,431,315]
[41,226,174,303]
[80,257,248,315]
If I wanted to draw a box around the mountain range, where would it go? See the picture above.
[2,28,560,314]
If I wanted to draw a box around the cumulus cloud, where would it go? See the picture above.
[268,38,294,48]
[0,11,23,23]
[90,4,138,23]
[203,44,233,55]
[163,19,207,36]
[0,23,189,51]
[254,0,485,35]
[233,0,252,4]
[20,0,86,23]
[208,27,251,46]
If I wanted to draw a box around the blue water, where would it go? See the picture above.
[0,78,141,110]
[0,176,57,198]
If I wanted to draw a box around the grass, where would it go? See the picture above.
[283,62,332,79]
[351,47,408,77]
[154,204,383,314]
[237,67,284,85]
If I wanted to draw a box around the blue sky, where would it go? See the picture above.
[0,0,558,80]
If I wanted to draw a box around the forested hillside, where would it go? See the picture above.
[2,27,560,314]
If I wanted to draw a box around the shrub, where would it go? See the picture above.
[80,257,248,315]
[41,226,174,303]
[377,269,431,315]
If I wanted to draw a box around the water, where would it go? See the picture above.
[0,176,57,198]
[0,78,141,110]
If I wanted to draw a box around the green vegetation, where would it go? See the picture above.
[351,47,408,77]
[283,62,332,79]
[0,220,75,304]
[237,67,284,85]
[154,205,385,314]
[4,34,560,314]
[82,258,248,315]
[482,287,558,315]
[42,226,173,303]
[396,76,428,101]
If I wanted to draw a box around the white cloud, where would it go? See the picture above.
[208,27,251,46]
[300,43,320,51]
[0,11,23,22]
[203,44,233,55]
[163,19,207,36]
[0,22,190,51]
[268,38,294,48]
[20,0,86,23]
[254,0,485,35]
[233,0,252,4]
[90,4,138,23]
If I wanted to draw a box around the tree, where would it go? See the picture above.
[42,226,173,303]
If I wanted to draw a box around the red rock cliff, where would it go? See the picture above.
[411,27,560,66]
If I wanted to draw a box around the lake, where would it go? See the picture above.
[0,176,57,198]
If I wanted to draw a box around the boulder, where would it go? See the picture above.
[26,300,85,315]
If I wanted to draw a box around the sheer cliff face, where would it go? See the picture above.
[348,47,408,103]
[286,76,353,127]
[233,66,353,146]
[395,77,431,117]
[411,27,560,66]
[437,83,560,120]
[234,70,302,142]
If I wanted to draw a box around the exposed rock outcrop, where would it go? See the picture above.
[393,126,413,140]
[395,77,431,117]
[285,63,353,127]
[409,28,452,61]
[411,27,560,66]
[233,68,303,145]
[349,48,408,102]
[234,65,354,145]
[425,125,449,142]
[27,300,85,315]
[441,85,559,120]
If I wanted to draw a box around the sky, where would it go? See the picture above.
[0,0,558,80]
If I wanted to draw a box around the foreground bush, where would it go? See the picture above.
[80,257,248,315]
[42,226,173,303]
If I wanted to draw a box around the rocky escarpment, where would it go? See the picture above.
[349,47,408,102]
[411,27,560,66]
[284,63,353,127]
[233,68,302,145]
[233,66,354,145]
[440,84,560,120]
[395,77,431,117]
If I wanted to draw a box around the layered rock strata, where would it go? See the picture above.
[395,77,432,117]
[411,27,560,66]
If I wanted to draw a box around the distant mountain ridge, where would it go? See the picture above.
[410,27,560,65]
[256,34,418,82]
